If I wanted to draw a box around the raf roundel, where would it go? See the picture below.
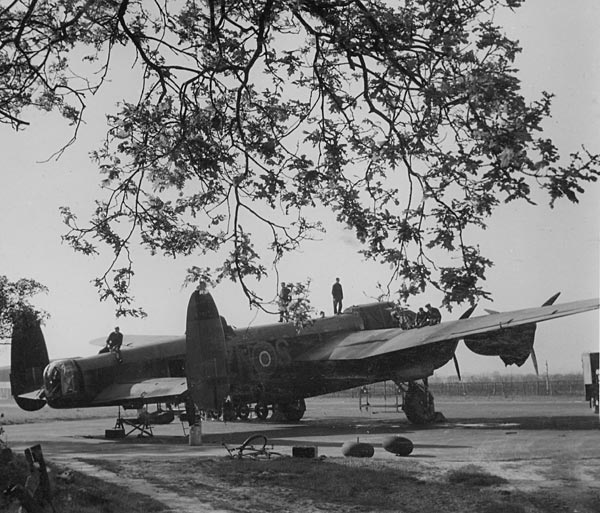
[258,350,272,367]
[252,342,278,374]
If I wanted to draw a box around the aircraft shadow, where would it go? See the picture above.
[92,416,474,450]
[439,414,598,430]
[77,412,598,449]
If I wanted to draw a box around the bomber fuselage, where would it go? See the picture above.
[42,302,456,409]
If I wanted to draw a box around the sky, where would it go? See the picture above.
[0,0,598,377]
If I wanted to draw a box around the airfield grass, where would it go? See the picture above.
[3,451,597,513]
[79,456,599,513]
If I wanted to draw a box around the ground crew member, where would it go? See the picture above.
[332,277,343,314]
[425,303,442,325]
[100,326,123,363]
[279,282,291,322]
[415,307,427,327]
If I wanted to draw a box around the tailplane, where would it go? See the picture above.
[10,310,48,411]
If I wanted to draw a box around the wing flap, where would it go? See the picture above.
[91,377,187,405]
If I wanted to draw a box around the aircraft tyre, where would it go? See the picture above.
[280,398,306,422]
[403,382,436,425]
[255,402,269,420]
[236,404,250,420]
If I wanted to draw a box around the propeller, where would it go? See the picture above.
[530,346,539,375]
[542,292,561,306]
[452,304,476,381]
[453,354,462,381]
[459,304,478,319]
[529,293,559,375]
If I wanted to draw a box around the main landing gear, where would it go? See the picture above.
[254,402,269,420]
[254,398,307,422]
[278,399,306,422]
[399,380,445,425]
[204,399,307,422]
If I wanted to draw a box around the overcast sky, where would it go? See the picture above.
[1,0,598,376]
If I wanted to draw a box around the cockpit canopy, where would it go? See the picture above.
[346,302,416,330]
[43,359,83,403]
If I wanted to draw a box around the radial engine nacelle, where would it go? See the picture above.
[463,323,536,367]
[463,293,562,369]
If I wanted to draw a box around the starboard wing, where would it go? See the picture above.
[298,298,599,361]
[91,377,187,405]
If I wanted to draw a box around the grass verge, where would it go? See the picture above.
[1,451,166,512]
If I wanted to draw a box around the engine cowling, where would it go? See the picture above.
[185,290,230,412]
[464,323,536,367]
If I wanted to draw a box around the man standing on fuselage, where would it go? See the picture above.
[332,277,344,315]
[279,282,291,322]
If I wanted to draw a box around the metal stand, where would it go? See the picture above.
[106,406,153,438]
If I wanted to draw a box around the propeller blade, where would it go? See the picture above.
[530,347,539,376]
[527,294,556,376]
[453,354,462,381]
[459,305,477,319]
[542,292,561,306]
[484,308,500,315]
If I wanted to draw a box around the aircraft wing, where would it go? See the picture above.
[88,335,183,348]
[299,298,599,361]
[91,377,187,405]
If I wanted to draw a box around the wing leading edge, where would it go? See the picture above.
[88,335,183,348]
[302,298,599,361]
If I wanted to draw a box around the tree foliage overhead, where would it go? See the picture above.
[0,275,48,339]
[1,0,598,315]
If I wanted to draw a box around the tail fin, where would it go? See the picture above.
[10,311,48,411]
[185,290,229,412]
